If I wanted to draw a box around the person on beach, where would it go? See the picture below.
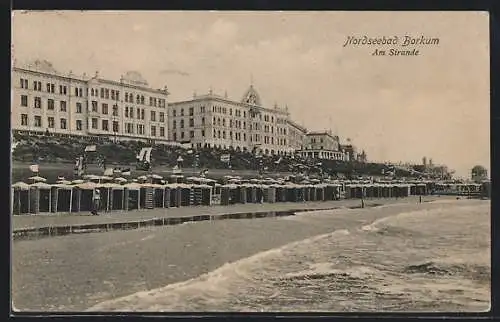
[91,188,101,215]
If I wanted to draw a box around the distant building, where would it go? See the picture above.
[471,165,488,182]
[11,59,170,142]
[298,131,345,161]
[168,85,299,155]
[286,119,307,151]
[340,144,357,162]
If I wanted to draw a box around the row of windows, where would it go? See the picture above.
[21,114,73,130]
[20,78,85,97]
[20,95,83,113]
[21,113,167,138]
[172,130,205,141]
[123,122,165,136]
[90,87,120,101]
[172,117,205,129]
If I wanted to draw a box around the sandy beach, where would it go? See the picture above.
[12,198,489,312]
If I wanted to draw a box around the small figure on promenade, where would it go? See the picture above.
[91,188,101,215]
[419,195,422,203]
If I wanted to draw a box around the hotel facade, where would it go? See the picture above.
[11,60,170,142]
[298,131,346,161]
[168,85,302,156]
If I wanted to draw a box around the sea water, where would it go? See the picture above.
[87,201,490,312]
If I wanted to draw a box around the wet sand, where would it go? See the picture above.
[11,198,481,312]
[13,197,431,231]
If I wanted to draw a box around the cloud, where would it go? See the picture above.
[159,69,190,77]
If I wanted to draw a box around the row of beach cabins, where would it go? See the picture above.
[11,175,486,215]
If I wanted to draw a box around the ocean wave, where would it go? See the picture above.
[87,228,351,312]
[87,202,490,312]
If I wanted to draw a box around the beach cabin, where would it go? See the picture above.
[123,183,141,211]
[29,182,52,214]
[74,182,98,212]
[12,182,31,215]
[50,183,74,213]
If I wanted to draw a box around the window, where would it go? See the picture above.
[111,90,115,100]
[102,120,109,131]
[189,118,194,127]
[60,118,67,129]
[190,131,194,138]
[63,86,67,95]
[180,132,184,139]
[34,81,41,91]
[153,98,157,107]
[75,88,79,96]
[151,126,156,136]
[43,98,53,110]
[21,114,28,126]
[102,103,108,114]
[159,112,165,122]
[79,88,83,97]
[141,109,145,120]
[100,88,104,98]
[125,106,129,117]
[125,92,128,102]
[34,97,41,108]
[173,109,176,117]
[21,95,28,107]
[20,78,28,89]
[180,120,184,128]
[76,102,82,113]
[112,105,118,116]
[91,101,98,112]
[201,130,205,137]
[115,91,119,101]
[173,120,176,129]
[130,107,134,118]
[34,116,42,127]
[140,96,145,105]
[136,95,140,104]
[180,108,184,116]
[149,97,153,106]
[151,111,156,121]
[60,101,67,112]
[48,83,52,92]
[112,121,119,132]
[92,118,98,129]
[51,84,55,93]
[189,107,194,116]
[160,127,165,137]
[129,93,133,102]
[201,117,205,126]
[48,117,55,128]
[76,120,83,131]
[105,89,109,99]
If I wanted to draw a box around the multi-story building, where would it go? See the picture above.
[298,131,345,161]
[286,119,307,152]
[12,59,170,142]
[168,85,296,155]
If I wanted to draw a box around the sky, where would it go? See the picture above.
[11,11,490,178]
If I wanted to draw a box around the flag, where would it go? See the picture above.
[103,168,113,176]
[85,145,97,152]
[29,164,39,173]
[121,168,131,176]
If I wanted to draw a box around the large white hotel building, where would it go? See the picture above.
[168,85,308,156]
[11,60,170,142]
[11,60,355,161]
